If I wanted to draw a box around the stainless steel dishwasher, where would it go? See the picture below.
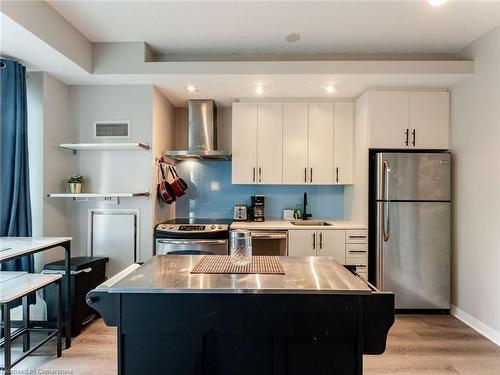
[247,230,288,256]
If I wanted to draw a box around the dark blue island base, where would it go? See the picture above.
[87,256,394,375]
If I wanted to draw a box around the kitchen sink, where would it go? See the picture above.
[290,221,332,226]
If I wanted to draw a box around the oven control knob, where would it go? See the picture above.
[218,225,223,229]
[211,225,216,230]
[161,224,167,229]
[169,225,175,230]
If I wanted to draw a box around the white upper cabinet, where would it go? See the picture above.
[233,100,354,185]
[333,101,354,184]
[308,102,334,184]
[410,91,450,149]
[232,102,258,184]
[257,102,283,184]
[368,90,450,150]
[283,102,309,184]
[368,91,410,149]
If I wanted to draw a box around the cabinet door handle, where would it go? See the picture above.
[349,250,367,253]
[258,167,262,183]
[405,129,409,146]
[304,167,307,183]
[412,129,416,147]
[252,167,256,183]
[336,167,339,183]
[319,232,323,250]
[310,167,313,183]
[312,233,316,250]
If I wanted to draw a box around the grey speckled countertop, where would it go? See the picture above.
[109,255,372,295]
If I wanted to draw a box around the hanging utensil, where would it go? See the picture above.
[158,162,176,204]
[168,166,186,198]
[172,166,188,191]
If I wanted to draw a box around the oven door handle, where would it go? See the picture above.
[156,239,227,245]
[250,232,287,240]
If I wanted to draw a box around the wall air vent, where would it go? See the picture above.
[94,121,130,139]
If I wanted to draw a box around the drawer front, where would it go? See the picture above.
[346,230,368,244]
[352,264,368,279]
[345,243,368,261]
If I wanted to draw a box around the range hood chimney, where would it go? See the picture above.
[164,99,231,161]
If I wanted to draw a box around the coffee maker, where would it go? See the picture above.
[249,195,265,222]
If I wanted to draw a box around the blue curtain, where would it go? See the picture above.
[0,59,34,273]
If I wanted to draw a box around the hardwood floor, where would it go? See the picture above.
[4,315,500,374]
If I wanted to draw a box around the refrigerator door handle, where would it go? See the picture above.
[383,201,390,241]
[383,160,390,241]
[383,160,390,201]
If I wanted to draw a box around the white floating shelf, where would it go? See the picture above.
[47,192,150,198]
[59,143,150,152]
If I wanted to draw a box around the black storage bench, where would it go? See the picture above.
[43,256,108,337]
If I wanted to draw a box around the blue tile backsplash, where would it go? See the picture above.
[175,161,344,220]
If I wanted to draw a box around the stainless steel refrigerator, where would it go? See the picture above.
[374,152,451,309]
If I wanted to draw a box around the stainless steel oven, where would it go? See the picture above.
[249,230,288,256]
[154,219,231,256]
[156,238,228,255]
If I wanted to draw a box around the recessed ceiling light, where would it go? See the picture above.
[254,84,266,96]
[185,85,198,93]
[428,0,447,6]
[323,85,337,94]
[285,33,301,43]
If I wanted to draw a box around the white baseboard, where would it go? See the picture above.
[450,304,500,347]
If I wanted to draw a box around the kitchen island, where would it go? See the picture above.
[87,255,394,375]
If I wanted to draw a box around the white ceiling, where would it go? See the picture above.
[2,1,498,107]
[48,0,500,55]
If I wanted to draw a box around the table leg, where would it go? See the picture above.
[56,279,62,357]
[22,295,30,352]
[3,304,11,374]
[63,241,72,348]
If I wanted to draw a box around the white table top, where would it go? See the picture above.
[0,271,27,284]
[0,237,72,262]
[0,273,62,303]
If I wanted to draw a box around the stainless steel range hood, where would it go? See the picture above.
[164,99,231,161]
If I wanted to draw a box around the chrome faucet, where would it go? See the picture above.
[303,192,312,220]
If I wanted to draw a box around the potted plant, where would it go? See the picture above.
[68,174,84,194]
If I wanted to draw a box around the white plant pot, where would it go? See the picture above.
[69,183,82,194]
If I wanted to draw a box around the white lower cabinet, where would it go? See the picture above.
[288,230,316,256]
[288,229,345,263]
[288,228,368,278]
[316,230,345,263]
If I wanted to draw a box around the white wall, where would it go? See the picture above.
[450,25,500,345]
[27,72,44,238]
[27,72,73,268]
[67,85,155,262]
[26,72,73,320]
[152,87,176,225]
